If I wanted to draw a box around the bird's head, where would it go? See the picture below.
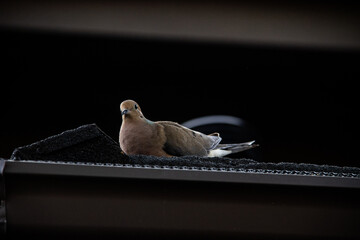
[120,99,145,119]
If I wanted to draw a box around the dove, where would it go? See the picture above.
[119,99,258,157]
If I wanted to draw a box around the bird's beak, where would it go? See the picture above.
[121,109,129,116]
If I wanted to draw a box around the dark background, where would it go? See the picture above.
[1,1,359,167]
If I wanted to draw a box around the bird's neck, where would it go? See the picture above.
[123,116,152,126]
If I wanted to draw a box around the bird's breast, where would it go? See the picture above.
[120,122,164,155]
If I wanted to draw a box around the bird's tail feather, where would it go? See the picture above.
[217,140,259,153]
[208,140,259,157]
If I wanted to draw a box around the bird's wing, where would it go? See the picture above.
[156,121,222,156]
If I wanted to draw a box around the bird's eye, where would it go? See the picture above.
[134,104,138,110]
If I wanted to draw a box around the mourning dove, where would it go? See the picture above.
[119,100,259,157]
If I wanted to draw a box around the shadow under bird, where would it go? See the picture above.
[119,99,258,157]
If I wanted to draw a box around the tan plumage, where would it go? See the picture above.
[119,100,258,157]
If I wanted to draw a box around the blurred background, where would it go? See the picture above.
[1,0,359,166]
